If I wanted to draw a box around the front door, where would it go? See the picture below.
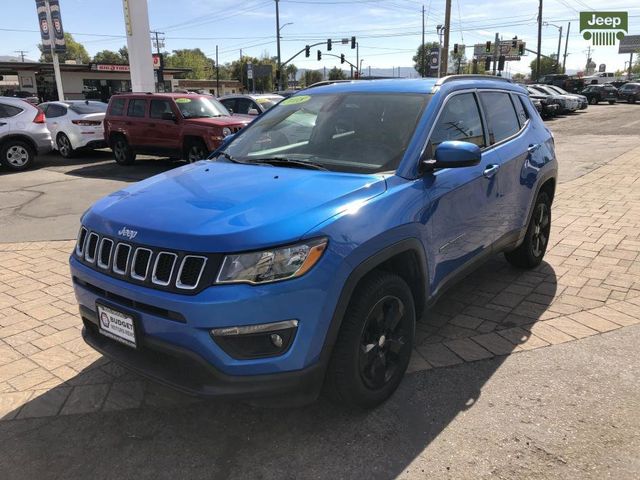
[422,91,501,291]
[147,99,181,154]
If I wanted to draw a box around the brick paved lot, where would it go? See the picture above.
[1,145,639,421]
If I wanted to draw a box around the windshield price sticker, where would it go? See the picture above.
[281,95,311,106]
[175,98,192,103]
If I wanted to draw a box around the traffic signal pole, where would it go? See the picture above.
[441,0,451,76]
[562,22,571,74]
[492,32,499,75]
[536,0,543,80]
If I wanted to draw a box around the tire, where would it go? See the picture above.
[111,135,136,165]
[324,271,416,409]
[0,140,35,171]
[56,133,75,158]
[184,139,208,163]
[608,100,616,105]
[629,96,636,104]
[505,191,552,269]
[589,97,598,105]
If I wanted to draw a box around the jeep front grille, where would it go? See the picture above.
[74,229,218,294]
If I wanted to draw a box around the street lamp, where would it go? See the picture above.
[543,22,563,73]
[276,21,293,91]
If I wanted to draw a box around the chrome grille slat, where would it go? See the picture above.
[84,233,99,263]
[97,238,114,269]
[176,256,207,290]
[113,243,131,275]
[131,248,152,281]
[152,252,178,286]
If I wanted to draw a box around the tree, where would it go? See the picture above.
[284,64,298,83]
[92,49,127,64]
[39,33,90,63]
[448,48,468,74]
[529,55,558,80]
[118,46,129,64]
[302,70,323,87]
[413,42,441,77]
[328,66,347,80]
[164,48,214,80]
[512,72,526,82]
[227,55,277,92]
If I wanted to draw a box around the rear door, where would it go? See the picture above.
[425,91,500,289]
[125,98,148,147]
[43,103,68,139]
[0,103,22,138]
[477,90,532,240]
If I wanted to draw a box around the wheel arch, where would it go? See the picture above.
[0,134,37,154]
[319,238,429,367]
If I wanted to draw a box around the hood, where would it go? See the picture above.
[183,116,251,128]
[83,162,387,252]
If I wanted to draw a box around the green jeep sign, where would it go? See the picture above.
[580,11,628,45]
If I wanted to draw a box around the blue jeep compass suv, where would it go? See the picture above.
[71,76,557,408]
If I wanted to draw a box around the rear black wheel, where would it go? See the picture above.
[56,133,75,158]
[325,271,415,409]
[629,96,637,104]
[589,96,598,105]
[112,135,136,165]
[608,100,616,105]
[505,192,551,269]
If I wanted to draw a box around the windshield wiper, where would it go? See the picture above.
[214,151,245,164]
[250,157,328,171]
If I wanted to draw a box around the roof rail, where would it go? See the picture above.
[435,75,513,86]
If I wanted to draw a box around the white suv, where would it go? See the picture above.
[0,97,52,171]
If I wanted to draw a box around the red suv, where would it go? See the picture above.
[103,93,250,165]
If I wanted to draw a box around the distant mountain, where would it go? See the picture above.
[0,55,38,63]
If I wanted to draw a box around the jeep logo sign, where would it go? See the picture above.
[580,12,628,46]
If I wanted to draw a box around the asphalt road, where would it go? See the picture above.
[1,324,638,480]
[0,103,639,243]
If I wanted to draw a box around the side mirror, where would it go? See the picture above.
[422,140,481,171]
[227,107,234,114]
[161,112,177,122]
[248,108,260,116]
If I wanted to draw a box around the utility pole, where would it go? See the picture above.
[562,22,571,74]
[44,0,64,100]
[356,42,359,77]
[150,30,164,92]
[441,0,452,76]
[421,4,425,77]
[536,0,543,81]
[14,50,27,62]
[239,48,243,91]
[215,45,219,96]
[275,0,281,91]
[492,32,499,75]
[555,25,562,73]
[629,52,634,80]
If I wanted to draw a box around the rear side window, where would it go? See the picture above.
[479,92,520,144]
[219,98,235,113]
[109,98,126,116]
[45,104,67,118]
[127,99,147,117]
[430,92,485,149]
[0,103,23,118]
[513,95,529,127]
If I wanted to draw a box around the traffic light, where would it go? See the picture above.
[327,39,332,51]
[453,43,458,54]
[317,50,322,61]
[305,45,310,57]
[498,55,505,71]
[485,41,491,53]
[518,43,525,55]
[511,36,518,48]
[340,53,345,64]
[484,57,491,71]
[351,36,356,49]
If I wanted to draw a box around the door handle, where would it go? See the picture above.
[483,164,500,178]
[527,143,541,154]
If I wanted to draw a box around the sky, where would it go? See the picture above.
[1,0,639,77]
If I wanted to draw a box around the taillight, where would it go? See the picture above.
[72,120,102,126]
[33,109,46,124]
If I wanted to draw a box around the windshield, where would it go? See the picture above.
[175,96,229,118]
[254,96,282,110]
[221,92,429,174]
[68,101,107,114]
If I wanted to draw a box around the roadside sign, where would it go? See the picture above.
[474,40,524,60]
[599,63,606,72]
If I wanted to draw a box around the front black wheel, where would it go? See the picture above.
[325,271,415,409]
[505,192,551,269]
[589,97,598,105]
[629,96,637,104]
[112,136,136,165]
[608,100,616,105]
[185,140,208,163]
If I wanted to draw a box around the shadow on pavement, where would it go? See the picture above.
[0,259,558,480]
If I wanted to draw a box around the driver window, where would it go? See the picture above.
[429,93,485,152]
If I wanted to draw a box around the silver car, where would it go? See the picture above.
[0,97,52,171]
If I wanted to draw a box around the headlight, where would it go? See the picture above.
[216,238,327,285]
[222,127,232,137]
